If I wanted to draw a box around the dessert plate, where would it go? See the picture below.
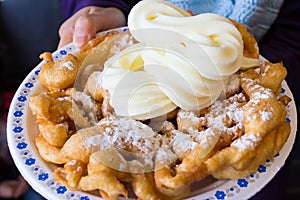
[7,27,297,200]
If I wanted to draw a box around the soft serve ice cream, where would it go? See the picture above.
[100,0,259,120]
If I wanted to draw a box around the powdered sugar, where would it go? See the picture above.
[110,34,136,55]
[84,117,180,170]
[97,117,160,154]
[72,91,94,110]
[57,122,69,130]
[260,111,273,121]
[172,132,197,158]
[205,93,246,133]
[232,132,261,152]
[225,74,240,94]
[61,61,74,71]
[177,109,199,124]
[79,60,282,170]
[56,96,72,101]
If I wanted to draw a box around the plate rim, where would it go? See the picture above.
[6,26,298,200]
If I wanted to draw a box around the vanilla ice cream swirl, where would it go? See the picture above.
[100,0,258,120]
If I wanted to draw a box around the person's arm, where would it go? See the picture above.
[59,0,132,20]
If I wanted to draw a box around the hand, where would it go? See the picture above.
[58,6,126,48]
[0,176,29,198]
[14,176,30,198]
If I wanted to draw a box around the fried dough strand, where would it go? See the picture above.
[29,25,292,200]
[205,62,290,179]
[39,53,82,91]
[230,19,259,59]
[35,125,101,164]
[78,152,129,200]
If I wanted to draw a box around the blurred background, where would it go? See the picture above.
[1,0,62,199]
[0,0,62,90]
[0,0,299,199]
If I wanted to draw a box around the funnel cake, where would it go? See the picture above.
[29,12,291,200]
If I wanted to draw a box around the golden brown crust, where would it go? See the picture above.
[39,53,82,91]
[230,19,260,59]
[29,28,292,199]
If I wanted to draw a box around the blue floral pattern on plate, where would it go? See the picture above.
[6,27,297,200]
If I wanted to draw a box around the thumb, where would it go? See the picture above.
[73,15,97,48]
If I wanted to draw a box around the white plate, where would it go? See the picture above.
[7,27,298,200]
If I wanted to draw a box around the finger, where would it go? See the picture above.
[73,15,97,48]
[57,7,85,49]
[58,20,75,49]
[73,7,126,48]
[87,7,126,33]
[58,30,73,49]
